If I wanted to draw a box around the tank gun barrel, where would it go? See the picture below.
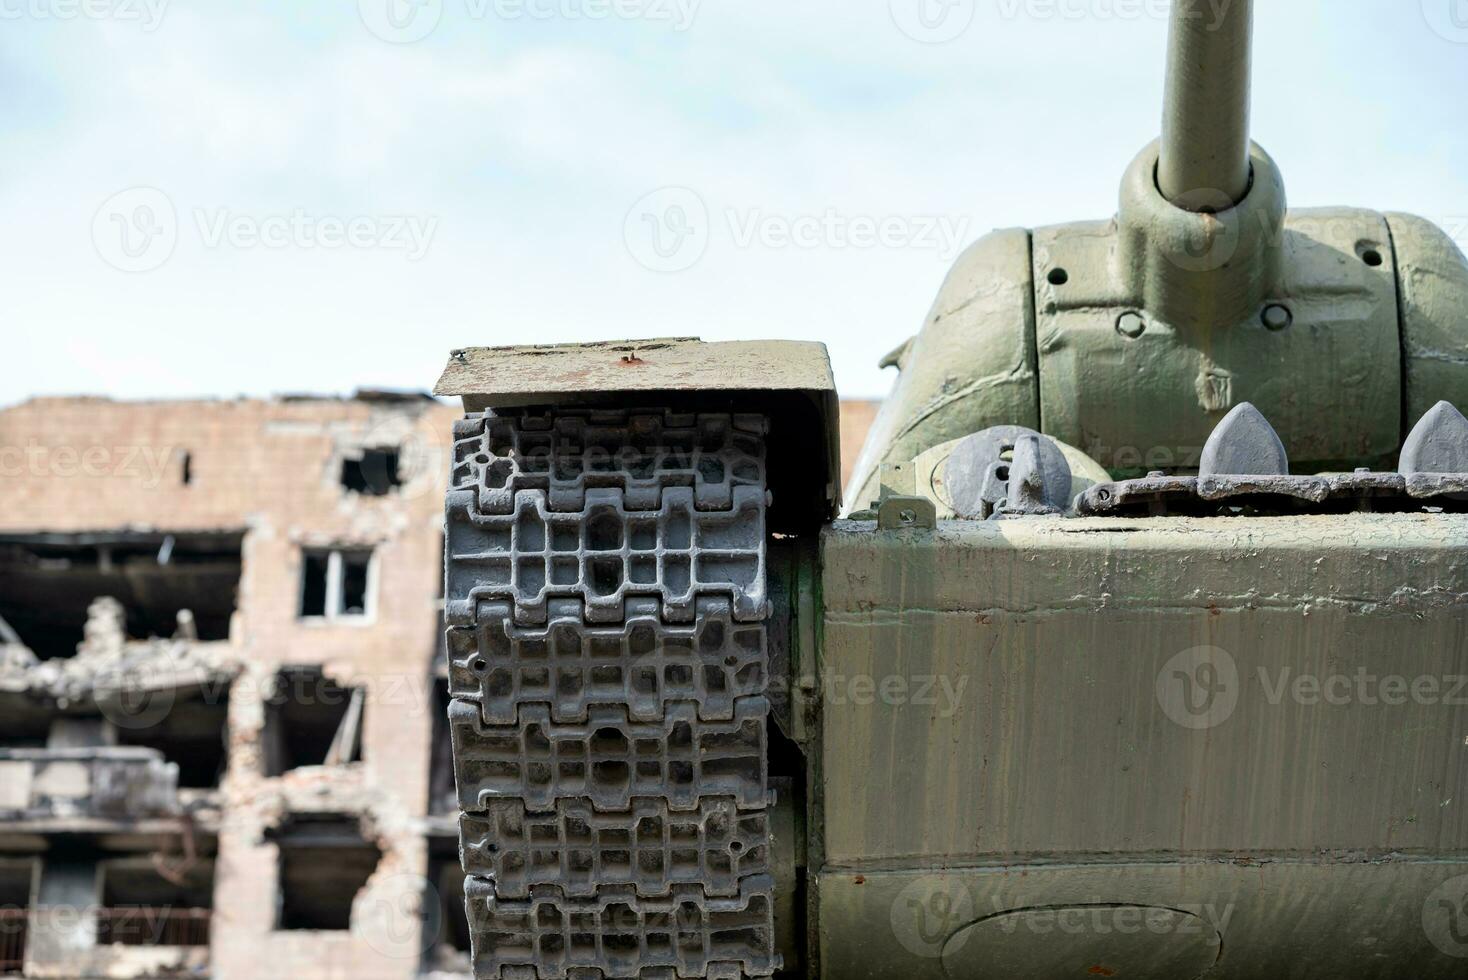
[1158,0,1254,210]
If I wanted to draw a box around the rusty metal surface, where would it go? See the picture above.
[1079,470,1468,516]
[1070,401,1468,516]
[434,338,835,403]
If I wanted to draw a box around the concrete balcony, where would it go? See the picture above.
[0,747,179,824]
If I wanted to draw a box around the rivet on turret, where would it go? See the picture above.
[1116,312,1147,339]
[1261,304,1292,331]
[1200,403,1290,477]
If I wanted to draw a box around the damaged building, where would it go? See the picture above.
[0,393,877,980]
[0,394,464,980]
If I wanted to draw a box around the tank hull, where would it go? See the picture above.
[815,513,1468,977]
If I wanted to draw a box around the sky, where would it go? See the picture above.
[2,0,1466,407]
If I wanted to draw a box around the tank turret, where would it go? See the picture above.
[848,0,1468,509]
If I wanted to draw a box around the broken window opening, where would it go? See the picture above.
[46,717,117,749]
[0,702,53,750]
[0,860,36,976]
[262,668,364,776]
[299,548,374,621]
[428,678,455,815]
[340,447,402,496]
[116,687,231,789]
[424,854,471,972]
[96,858,213,947]
[0,532,243,659]
[270,817,381,931]
[0,614,21,649]
[300,553,329,618]
[29,847,102,969]
[436,531,445,600]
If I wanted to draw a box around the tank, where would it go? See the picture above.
[435,3,1468,977]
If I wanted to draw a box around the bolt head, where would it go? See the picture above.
[1116,312,1147,339]
[1262,304,1293,331]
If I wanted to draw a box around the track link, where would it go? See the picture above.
[445,409,779,979]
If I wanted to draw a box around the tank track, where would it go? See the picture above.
[444,409,779,980]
